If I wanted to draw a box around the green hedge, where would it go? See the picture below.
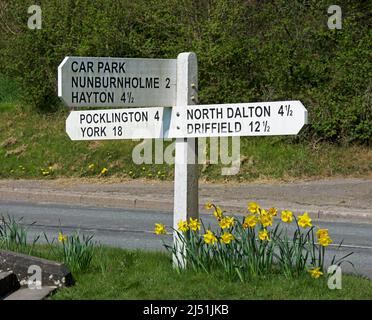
[0,0,371,144]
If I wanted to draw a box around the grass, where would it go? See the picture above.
[7,244,370,300]
[0,104,371,182]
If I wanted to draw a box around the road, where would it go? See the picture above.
[1,178,371,223]
[0,200,371,279]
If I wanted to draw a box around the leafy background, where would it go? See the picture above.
[0,0,371,144]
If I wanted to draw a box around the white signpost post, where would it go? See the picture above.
[59,52,308,268]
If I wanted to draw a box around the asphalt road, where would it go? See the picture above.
[0,200,371,279]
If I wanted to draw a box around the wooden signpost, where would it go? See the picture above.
[58,52,308,268]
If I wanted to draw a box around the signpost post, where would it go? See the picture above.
[59,52,308,269]
[172,53,199,268]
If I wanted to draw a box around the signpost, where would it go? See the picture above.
[65,107,170,140]
[169,101,308,138]
[58,53,308,269]
[58,56,176,107]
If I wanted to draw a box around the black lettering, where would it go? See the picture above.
[79,114,86,124]
[71,61,79,72]
[119,62,126,73]
[87,61,94,73]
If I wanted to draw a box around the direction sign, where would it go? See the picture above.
[66,107,171,140]
[168,100,308,138]
[58,56,176,107]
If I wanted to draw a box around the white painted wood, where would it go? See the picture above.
[169,101,308,138]
[173,52,199,268]
[65,107,167,140]
[58,56,176,107]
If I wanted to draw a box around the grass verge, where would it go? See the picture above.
[0,104,371,182]
[5,244,371,300]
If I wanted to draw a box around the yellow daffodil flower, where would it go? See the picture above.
[101,167,108,175]
[258,229,269,241]
[219,216,234,229]
[308,267,323,279]
[189,217,201,231]
[243,215,257,229]
[268,207,278,216]
[318,235,333,247]
[213,206,224,220]
[248,202,260,214]
[58,232,67,243]
[154,223,167,235]
[316,228,329,239]
[205,202,214,210]
[281,210,293,223]
[203,230,217,245]
[220,232,235,245]
[88,164,95,170]
[298,212,312,228]
[259,210,273,227]
[177,220,189,232]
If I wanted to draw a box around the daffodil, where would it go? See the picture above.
[258,229,269,241]
[298,212,312,228]
[281,210,293,223]
[318,235,333,247]
[213,206,224,220]
[317,228,332,246]
[259,210,273,227]
[203,230,217,245]
[205,202,213,210]
[154,223,167,235]
[177,220,189,232]
[268,207,278,216]
[219,216,234,229]
[243,215,257,229]
[248,202,260,214]
[220,232,234,245]
[58,232,67,243]
[189,217,201,231]
[316,228,329,239]
[88,163,95,170]
[308,267,323,279]
[101,167,108,175]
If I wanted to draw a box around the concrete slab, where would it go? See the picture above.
[4,286,57,300]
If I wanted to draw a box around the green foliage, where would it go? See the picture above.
[0,0,371,143]
[0,213,97,273]
[58,232,97,273]
[0,215,39,254]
